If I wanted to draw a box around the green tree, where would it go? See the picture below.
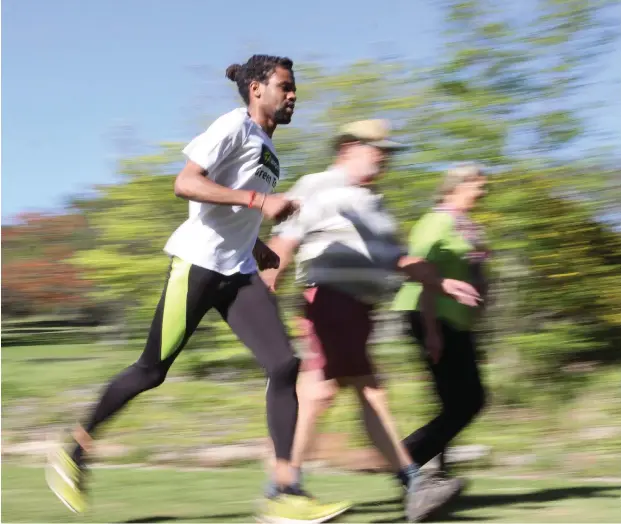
[70,144,187,327]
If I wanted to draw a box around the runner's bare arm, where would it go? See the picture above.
[420,287,443,363]
[420,287,439,330]
[175,161,298,222]
[174,160,254,206]
[396,255,442,290]
[396,255,481,307]
[396,255,442,323]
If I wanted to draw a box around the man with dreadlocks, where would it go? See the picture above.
[46,54,351,523]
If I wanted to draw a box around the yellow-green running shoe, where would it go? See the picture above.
[257,487,352,523]
[45,447,87,514]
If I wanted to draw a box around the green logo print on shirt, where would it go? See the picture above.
[254,144,280,188]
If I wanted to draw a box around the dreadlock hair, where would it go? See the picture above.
[225,54,294,105]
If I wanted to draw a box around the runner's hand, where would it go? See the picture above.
[260,269,278,292]
[253,239,280,271]
[261,194,300,223]
[440,279,481,307]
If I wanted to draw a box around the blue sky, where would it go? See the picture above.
[2,0,619,223]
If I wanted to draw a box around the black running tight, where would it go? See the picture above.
[76,257,299,462]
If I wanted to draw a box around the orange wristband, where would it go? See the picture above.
[248,191,258,208]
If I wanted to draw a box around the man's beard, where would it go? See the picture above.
[274,105,293,125]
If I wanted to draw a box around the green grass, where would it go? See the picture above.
[2,344,621,477]
[2,465,621,523]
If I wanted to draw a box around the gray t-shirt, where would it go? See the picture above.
[273,167,405,304]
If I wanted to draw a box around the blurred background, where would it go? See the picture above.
[2,0,621,521]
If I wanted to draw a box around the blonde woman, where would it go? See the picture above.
[393,163,490,489]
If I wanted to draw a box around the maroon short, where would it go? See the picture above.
[296,286,374,380]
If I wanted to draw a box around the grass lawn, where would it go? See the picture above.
[3,343,621,477]
[2,465,621,523]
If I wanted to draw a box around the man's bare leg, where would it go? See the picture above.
[290,370,339,469]
[347,376,416,473]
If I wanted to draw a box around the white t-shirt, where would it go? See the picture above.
[273,168,405,304]
[164,108,281,275]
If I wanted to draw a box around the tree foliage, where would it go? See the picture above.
[2,213,94,317]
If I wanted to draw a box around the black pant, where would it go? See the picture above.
[80,256,300,461]
[403,312,486,468]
